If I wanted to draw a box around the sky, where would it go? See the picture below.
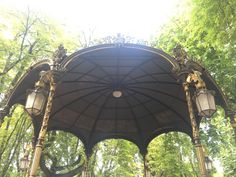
[0,0,182,40]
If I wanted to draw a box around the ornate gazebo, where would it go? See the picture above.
[0,43,235,177]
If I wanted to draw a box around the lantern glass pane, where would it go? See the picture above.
[208,91,216,111]
[209,162,213,170]
[25,91,36,110]
[205,156,213,171]
[34,92,46,111]
[25,91,36,115]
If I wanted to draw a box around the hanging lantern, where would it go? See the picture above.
[25,88,47,116]
[194,88,216,118]
[205,156,213,171]
[19,155,30,171]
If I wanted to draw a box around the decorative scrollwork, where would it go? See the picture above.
[186,70,206,89]
[172,44,204,82]
[40,153,84,177]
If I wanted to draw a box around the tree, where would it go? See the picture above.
[147,132,199,177]
[93,139,143,177]
[151,0,236,176]
[0,8,79,176]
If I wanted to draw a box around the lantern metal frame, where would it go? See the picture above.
[186,70,217,118]
[19,143,31,173]
[25,88,48,116]
[194,88,216,118]
[205,156,213,172]
[29,70,57,177]
[19,155,30,171]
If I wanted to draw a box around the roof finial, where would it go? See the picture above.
[115,33,125,46]
[173,44,188,65]
[52,44,67,64]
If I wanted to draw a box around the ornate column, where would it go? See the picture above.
[29,73,56,177]
[142,151,150,177]
[29,45,66,176]
[173,45,208,177]
[143,155,148,177]
[82,154,91,177]
[183,82,207,177]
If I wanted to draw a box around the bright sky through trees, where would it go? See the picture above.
[0,0,182,39]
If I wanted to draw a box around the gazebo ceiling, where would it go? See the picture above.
[5,44,228,154]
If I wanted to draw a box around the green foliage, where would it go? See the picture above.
[0,8,80,177]
[0,106,33,176]
[93,139,143,177]
[43,131,85,174]
[148,132,199,177]
[153,0,236,103]
[0,8,78,101]
[152,0,236,176]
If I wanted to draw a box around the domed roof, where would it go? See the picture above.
[4,44,228,154]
